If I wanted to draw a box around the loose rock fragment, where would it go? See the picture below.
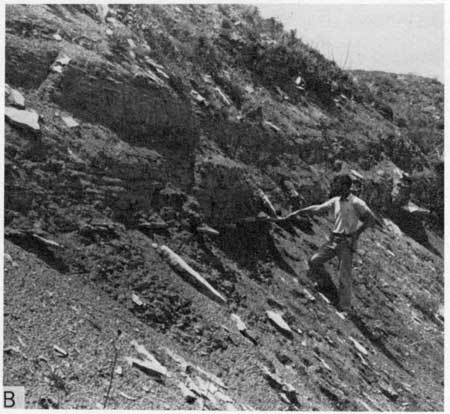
[138,219,168,231]
[356,352,369,367]
[5,85,25,109]
[33,234,62,248]
[38,355,49,363]
[379,381,399,401]
[51,65,63,73]
[336,311,346,320]
[319,357,332,372]
[131,293,144,307]
[260,365,299,406]
[159,245,226,304]
[317,292,331,304]
[162,347,188,370]
[266,310,293,336]
[178,382,197,403]
[356,398,374,411]
[126,356,167,379]
[349,336,369,356]
[155,67,170,79]
[350,169,364,180]
[52,33,63,41]
[215,87,231,106]
[196,225,220,237]
[231,314,257,345]
[257,189,278,217]
[231,313,246,331]
[118,391,137,401]
[145,57,166,72]
[39,396,59,409]
[303,288,316,302]
[4,346,20,355]
[56,55,71,66]
[130,340,167,376]
[53,345,68,357]
[264,120,282,133]
[402,201,430,216]
[190,89,207,104]
[5,107,40,133]
[4,253,18,268]
[62,115,79,128]
[194,366,227,389]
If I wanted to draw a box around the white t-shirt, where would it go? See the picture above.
[315,194,372,235]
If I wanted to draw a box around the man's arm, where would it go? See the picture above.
[354,204,383,238]
[277,199,334,221]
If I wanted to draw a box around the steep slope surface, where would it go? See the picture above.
[4,4,443,410]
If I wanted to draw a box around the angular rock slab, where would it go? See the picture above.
[5,107,40,133]
[266,310,293,337]
[178,382,197,403]
[379,381,399,401]
[231,313,246,331]
[159,245,226,304]
[130,340,167,376]
[260,365,300,406]
[231,313,257,344]
[5,84,25,109]
[62,115,79,128]
[126,357,166,379]
[349,336,369,356]
[196,225,220,237]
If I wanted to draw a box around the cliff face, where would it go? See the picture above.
[4,4,443,410]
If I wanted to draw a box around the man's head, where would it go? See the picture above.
[331,174,353,198]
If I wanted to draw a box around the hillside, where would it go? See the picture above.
[3,4,444,410]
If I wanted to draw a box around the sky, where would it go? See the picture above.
[257,3,444,81]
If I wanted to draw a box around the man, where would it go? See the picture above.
[279,174,380,313]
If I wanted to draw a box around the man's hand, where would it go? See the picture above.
[274,208,307,222]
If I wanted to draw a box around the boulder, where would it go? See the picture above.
[5,107,40,134]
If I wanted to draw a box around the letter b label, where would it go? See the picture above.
[3,387,25,409]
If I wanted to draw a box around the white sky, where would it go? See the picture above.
[257,3,444,81]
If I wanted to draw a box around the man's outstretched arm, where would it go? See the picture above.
[277,199,334,221]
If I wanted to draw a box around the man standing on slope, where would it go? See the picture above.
[280,174,381,313]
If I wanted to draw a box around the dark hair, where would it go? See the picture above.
[334,173,352,189]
